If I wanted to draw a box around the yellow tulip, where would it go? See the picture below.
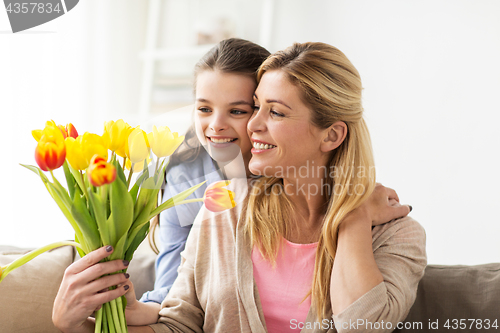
[127,128,150,164]
[32,120,77,142]
[102,119,132,154]
[147,126,184,158]
[32,120,62,142]
[65,133,108,170]
[125,157,151,173]
[32,129,43,142]
[203,181,236,212]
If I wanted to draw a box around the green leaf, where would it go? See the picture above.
[113,158,127,185]
[110,233,128,261]
[133,181,156,221]
[129,168,149,206]
[149,181,206,219]
[20,163,49,182]
[88,189,110,247]
[67,162,86,195]
[75,233,88,257]
[71,193,100,251]
[63,162,77,200]
[108,173,134,257]
[124,222,149,262]
[50,172,72,208]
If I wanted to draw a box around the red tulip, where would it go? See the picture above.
[203,181,236,212]
[35,139,66,171]
[65,123,79,139]
[87,155,116,187]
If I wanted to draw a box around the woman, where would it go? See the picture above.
[53,42,426,333]
[141,38,271,304]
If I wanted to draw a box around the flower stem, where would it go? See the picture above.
[110,298,123,333]
[155,158,159,175]
[116,296,127,332]
[0,241,84,283]
[80,171,90,202]
[122,157,127,171]
[102,307,109,333]
[104,302,116,333]
[95,307,103,333]
[126,163,134,188]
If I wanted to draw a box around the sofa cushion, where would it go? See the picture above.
[0,245,75,333]
[395,263,500,332]
[0,244,156,333]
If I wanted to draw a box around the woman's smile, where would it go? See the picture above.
[251,139,277,154]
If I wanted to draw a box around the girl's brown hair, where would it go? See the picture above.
[149,38,270,253]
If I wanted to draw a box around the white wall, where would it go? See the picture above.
[1,0,499,265]
[269,0,500,265]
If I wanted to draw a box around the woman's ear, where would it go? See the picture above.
[320,121,347,153]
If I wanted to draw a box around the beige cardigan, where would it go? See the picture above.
[149,181,427,333]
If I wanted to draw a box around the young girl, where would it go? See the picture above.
[140,38,271,304]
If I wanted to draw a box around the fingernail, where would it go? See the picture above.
[123,260,129,267]
[124,273,130,279]
[124,285,129,291]
[409,205,413,212]
[106,245,113,252]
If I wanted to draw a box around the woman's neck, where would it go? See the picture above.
[282,175,328,243]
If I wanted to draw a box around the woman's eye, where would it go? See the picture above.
[253,105,260,112]
[198,107,211,113]
[270,110,284,117]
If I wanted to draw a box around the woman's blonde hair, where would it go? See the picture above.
[243,42,376,319]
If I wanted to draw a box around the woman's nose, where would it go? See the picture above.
[247,109,265,133]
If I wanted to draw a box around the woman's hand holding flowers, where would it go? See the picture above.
[52,246,130,333]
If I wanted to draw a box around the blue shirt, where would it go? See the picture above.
[139,148,224,303]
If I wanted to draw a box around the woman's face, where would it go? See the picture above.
[248,70,328,178]
[195,70,255,164]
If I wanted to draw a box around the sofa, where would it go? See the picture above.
[1,244,499,333]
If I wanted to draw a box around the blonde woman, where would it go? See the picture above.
[53,42,426,333]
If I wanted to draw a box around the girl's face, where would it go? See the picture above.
[195,70,256,165]
[248,70,328,178]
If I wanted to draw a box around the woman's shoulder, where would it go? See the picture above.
[371,215,426,251]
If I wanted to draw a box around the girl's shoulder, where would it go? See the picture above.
[166,148,215,183]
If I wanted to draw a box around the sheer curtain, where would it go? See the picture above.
[0,1,147,247]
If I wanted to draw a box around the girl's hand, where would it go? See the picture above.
[354,183,412,226]
[52,246,130,332]
[124,279,139,313]
[124,281,162,326]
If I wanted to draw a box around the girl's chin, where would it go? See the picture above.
[207,142,242,164]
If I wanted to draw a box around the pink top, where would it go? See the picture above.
[252,238,318,332]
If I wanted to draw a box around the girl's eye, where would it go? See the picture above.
[270,110,284,117]
[231,109,248,115]
[253,105,260,112]
[198,107,211,113]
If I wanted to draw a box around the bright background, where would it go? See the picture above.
[1,0,499,265]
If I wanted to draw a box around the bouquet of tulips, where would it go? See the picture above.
[0,119,236,333]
